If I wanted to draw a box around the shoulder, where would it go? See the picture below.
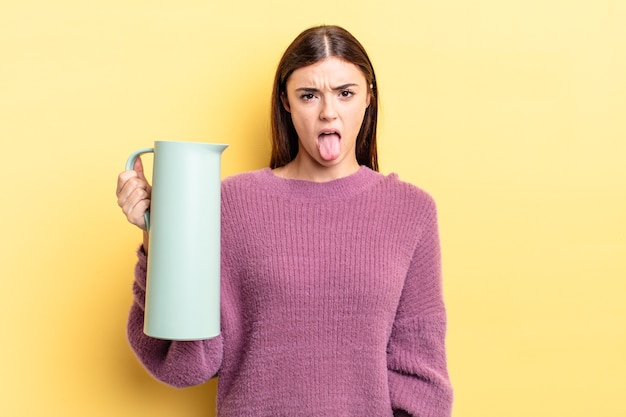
[222,168,269,193]
[376,172,438,215]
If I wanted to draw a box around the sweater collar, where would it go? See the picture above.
[256,166,383,201]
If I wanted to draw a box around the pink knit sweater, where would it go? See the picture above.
[127,166,453,416]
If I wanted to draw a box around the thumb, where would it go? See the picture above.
[133,156,147,181]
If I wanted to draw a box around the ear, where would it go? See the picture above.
[281,92,291,113]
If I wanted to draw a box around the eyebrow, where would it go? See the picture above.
[295,83,360,93]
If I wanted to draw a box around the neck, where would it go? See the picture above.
[273,154,360,183]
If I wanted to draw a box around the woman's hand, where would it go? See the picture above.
[116,156,151,231]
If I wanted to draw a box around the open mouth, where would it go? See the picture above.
[317,130,342,161]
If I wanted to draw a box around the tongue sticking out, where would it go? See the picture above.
[317,133,341,161]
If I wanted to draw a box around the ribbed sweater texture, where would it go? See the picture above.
[127,166,453,416]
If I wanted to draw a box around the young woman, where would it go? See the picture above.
[117,25,453,417]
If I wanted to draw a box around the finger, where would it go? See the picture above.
[117,176,150,207]
[116,170,138,197]
[127,198,150,230]
[121,187,150,229]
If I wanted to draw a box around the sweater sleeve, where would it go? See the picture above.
[126,246,224,388]
[387,196,453,417]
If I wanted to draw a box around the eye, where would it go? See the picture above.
[340,89,355,98]
[300,93,316,101]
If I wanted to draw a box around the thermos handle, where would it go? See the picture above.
[125,148,154,231]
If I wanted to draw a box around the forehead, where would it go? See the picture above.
[287,57,366,88]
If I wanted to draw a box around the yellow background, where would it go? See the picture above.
[1,1,624,416]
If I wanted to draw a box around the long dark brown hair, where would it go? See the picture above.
[270,25,379,171]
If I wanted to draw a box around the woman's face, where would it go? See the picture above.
[282,57,370,177]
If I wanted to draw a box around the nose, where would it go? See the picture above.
[319,97,338,120]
